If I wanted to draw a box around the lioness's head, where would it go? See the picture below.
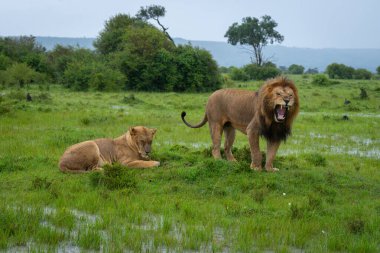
[260,76,299,124]
[128,126,157,159]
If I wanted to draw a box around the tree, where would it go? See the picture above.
[288,64,304,74]
[305,68,319,74]
[225,15,284,66]
[326,63,354,79]
[136,5,174,44]
[376,66,380,75]
[5,63,40,87]
[353,68,372,80]
[93,14,140,55]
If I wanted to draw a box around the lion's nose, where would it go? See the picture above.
[284,99,290,105]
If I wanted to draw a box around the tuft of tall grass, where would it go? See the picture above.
[89,163,137,190]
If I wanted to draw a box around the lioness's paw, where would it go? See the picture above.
[250,163,262,172]
[153,161,160,167]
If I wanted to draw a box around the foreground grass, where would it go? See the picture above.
[0,76,379,252]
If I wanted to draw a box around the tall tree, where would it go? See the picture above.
[225,15,284,66]
[94,14,138,55]
[136,5,174,44]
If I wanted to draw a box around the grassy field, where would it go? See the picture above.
[0,75,379,252]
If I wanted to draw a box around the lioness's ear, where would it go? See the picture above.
[129,127,137,136]
[151,128,157,135]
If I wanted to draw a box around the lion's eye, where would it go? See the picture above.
[276,92,281,96]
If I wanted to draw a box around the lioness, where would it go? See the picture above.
[59,126,160,173]
[181,76,299,171]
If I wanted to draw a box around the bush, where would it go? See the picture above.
[311,74,331,86]
[287,64,304,74]
[229,67,249,81]
[63,61,125,91]
[172,44,221,92]
[305,68,319,74]
[4,63,41,87]
[359,88,368,99]
[0,54,12,70]
[353,68,372,80]
[326,63,355,79]
[89,163,137,190]
[243,63,281,80]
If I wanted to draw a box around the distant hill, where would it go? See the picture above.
[35,36,380,72]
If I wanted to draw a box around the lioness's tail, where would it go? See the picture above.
[181,111,208,128]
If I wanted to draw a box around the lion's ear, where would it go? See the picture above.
[129,127,137,136]
[151,128,157,135]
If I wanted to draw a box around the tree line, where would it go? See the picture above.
[1,7,379,91]
[0,9,221,92]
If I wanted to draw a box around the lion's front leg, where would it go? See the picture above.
[265,140,281,172]
[247,127,262,171]
[122,160,160,168]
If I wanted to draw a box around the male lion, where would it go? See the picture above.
[181,76,299,172]
[59,126,160,173]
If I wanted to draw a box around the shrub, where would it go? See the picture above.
[353,68,372,80]
[287,64,304,74]
[229,67,249,81]
[311,74,331,86]
[173,45,221,92]
[359,88,368,99]
[347,218,365,234]
[89,163,137,190]
[4,63,40,87]
[31,176,52,190]
[326,63,355,79]
[303,153,327,166]
[63,61,125,91]
[305,68,319,74]
[0,54,12,70]
[243,63,281,80]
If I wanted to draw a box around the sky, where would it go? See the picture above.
[1,0,379,49]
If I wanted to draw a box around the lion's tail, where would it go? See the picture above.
[181,111,208,128]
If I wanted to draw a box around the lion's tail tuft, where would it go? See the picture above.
[181,111,208,128]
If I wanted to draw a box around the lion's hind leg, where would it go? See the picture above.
[223,124,237,161]
[59,141,103,173]
[209,123,223,159]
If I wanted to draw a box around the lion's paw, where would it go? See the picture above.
[250,164,262,172]
[266,167,279,172]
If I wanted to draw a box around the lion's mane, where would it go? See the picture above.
[258,77,300,142]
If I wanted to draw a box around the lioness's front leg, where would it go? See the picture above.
[247,124,262,170]
[265,140,281,172]
[122,160,160,168]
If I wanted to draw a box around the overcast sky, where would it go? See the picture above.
[1,0,379,49]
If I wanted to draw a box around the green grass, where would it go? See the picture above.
[0,76,379,252]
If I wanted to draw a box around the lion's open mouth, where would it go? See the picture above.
[274,104,287,122]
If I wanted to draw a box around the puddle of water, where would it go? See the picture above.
[279,145,380,159]
[300,112,380,118]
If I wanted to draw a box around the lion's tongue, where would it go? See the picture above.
[277,107,286,120]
